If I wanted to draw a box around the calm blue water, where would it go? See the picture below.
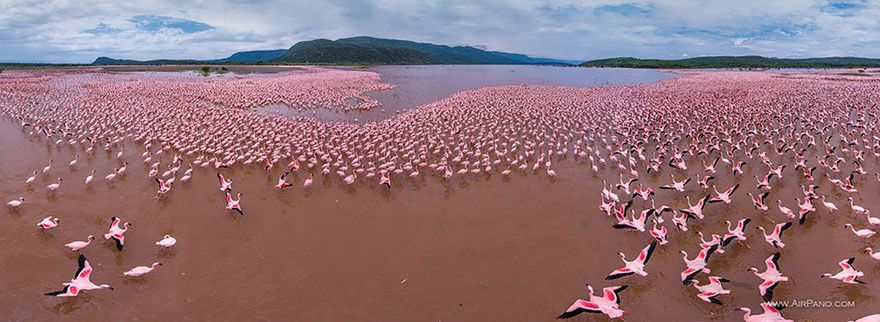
[255,65,677,122]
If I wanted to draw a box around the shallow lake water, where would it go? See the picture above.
[253,65,676,122]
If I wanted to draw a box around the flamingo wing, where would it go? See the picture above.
[557,300,602,319]
[726,184,739,195]
[766,252,781,271]
[603,285,627,304]
[838,257,855,270]
[605,268,633,280]
[697,292,722,305]
[73,254,93,281]
[638,241,657,265]
[681,268,700,284]
[760,302,781,315]
[45,284,78,297]
[759,280,778,301]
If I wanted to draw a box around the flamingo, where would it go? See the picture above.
[650,220,668,245]
[848,314,880,322]
[708,184,738,204]
[85,170,95,184]
[225,192,243,215]
[748,191,770,211]
[303,173,314,188]
[820,195,838,213]
[37,216,60,230]
[42,160,52,175]
[721,218,750,247]
[739,303,792,322]
[680,245,718,284]
[605,242,657,280]
[821,258,865,284]
[848,197,870,216]
[25,170,37,186]
[156,178,172,196]
[749,252,789,301]
[156,234,177,248]
[557,284,628,319]
[844,223,875,239]
[865,248,880,261]
[690,276,730,305]
[659,174,690,192]
[776,200,796,220]
[103,216,131,251]
[45,254,113,297]
[7,197,24,208]
[124,262,162,277]
[217,173,232,192]
[672,210,694,232]
[47,178,63,192]
[758,222,792,248]
[65,235,94,252]
[682,195,710,220]
[275,171,293,189]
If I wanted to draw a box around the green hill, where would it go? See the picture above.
[89,36,574,66]
[580,56,880,69]
[272,36,574,65]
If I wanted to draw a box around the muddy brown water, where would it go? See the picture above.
[2,76,880,321]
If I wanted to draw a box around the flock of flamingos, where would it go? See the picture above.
[1,66,880,321]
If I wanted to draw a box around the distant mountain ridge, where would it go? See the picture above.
[580,56,880,68]
[272,36,575,65]
[93,49,288,65]
[91,36,576,65]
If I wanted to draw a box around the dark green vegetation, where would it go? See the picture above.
[92,50,286,65]
[580,56,880,69]
[209,50,286,63]
[272,36,575,65]
[197,66,229,76]
[89,36,574,66]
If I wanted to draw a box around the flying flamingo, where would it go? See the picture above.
[45,254,113,297]
[821,258,865,284]
[557,284,628,319]
[605,242,657,280]
[225,192,243,215]
[217,173,232,192]
[708,184,738,204]
[690,276,730,305]
[749,252,789,301]
[103,216,131,251]
[680,245,718,284]
[739,303,792,322]
[758,222,792,248]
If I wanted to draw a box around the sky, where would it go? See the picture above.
[1,0,879,63]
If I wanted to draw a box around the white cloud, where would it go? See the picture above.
[0,0,878,63]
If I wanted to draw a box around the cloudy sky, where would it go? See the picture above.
[1,0,878,63]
